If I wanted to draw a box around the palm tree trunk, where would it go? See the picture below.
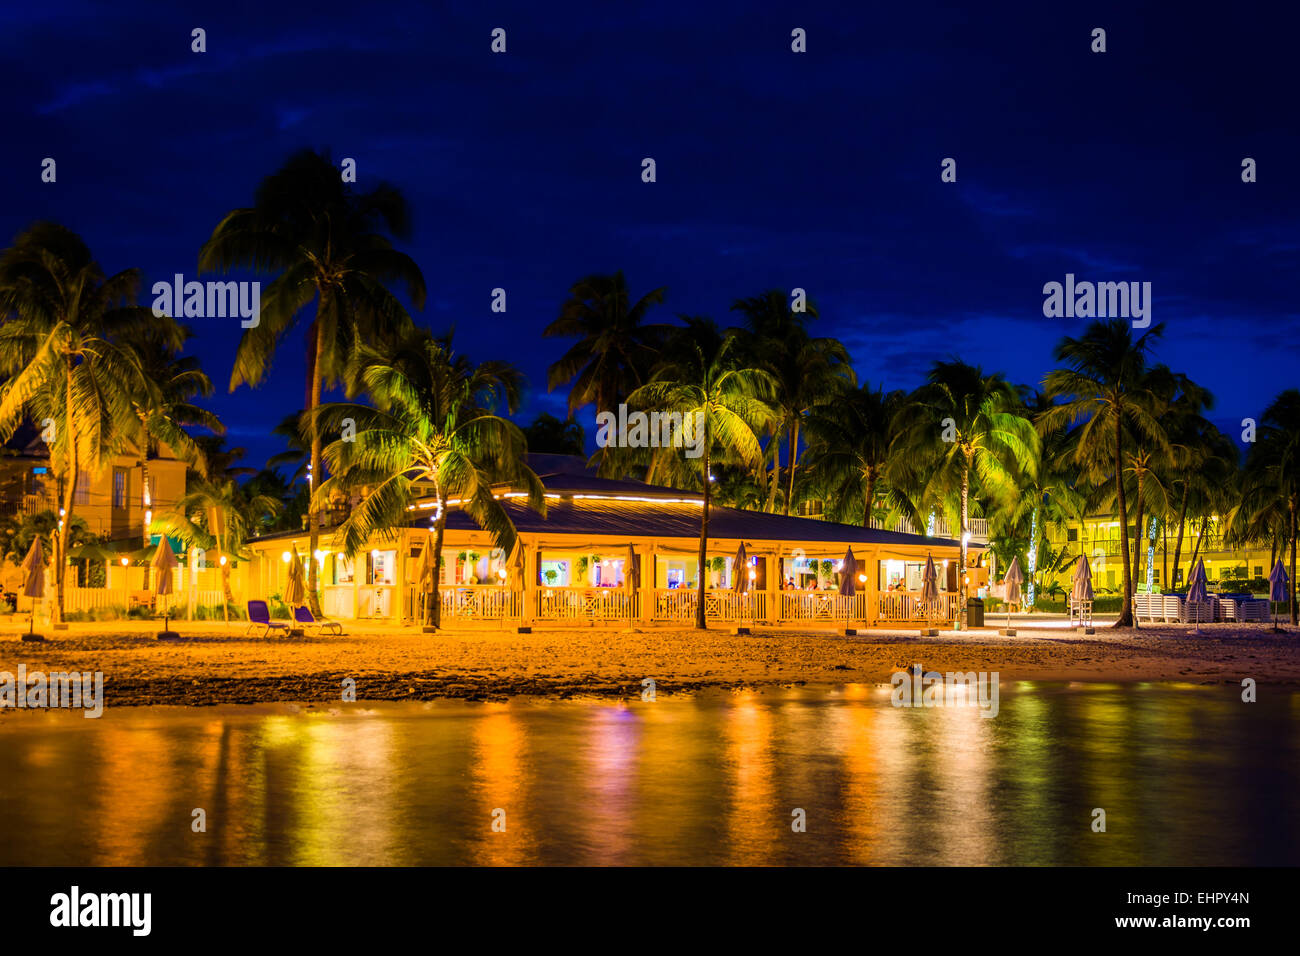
[765,431,781,513]
[959,457,970,628]
[1131,471,1145,617]
[1114,411,1134,627]
[1189,517,1205,570]
[1290,496,1297,625]
[695,420,711,630]
[56,355,78,625]
[862,469,876,529]
[784,421,799,516]
[305,311,326,617]
[1171,483,1189,588]
[428,492,447,629]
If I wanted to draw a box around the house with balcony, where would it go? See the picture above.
[244,455,986,628]
[0,422,194,607]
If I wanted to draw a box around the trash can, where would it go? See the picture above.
[966,597,985,628]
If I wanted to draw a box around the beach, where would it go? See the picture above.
[2,618,1298,706]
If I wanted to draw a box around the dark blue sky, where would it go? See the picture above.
[5,0,1297,470]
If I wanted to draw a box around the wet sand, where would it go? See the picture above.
[1,618,1297,706]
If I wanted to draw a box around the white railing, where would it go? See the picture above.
[870,516,988,541]
[779,591,868,622]
[36,587,228,614]
[538,587,636,622]
[877,591,961,623]
[651,588,767,622]
[441,586,522,620]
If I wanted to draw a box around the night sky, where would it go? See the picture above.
[5,0,1297,470]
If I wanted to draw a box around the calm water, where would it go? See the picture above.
[1,684,1297,866]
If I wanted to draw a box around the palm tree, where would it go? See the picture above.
[521,413,585,456]
[895,360,1039,626]
[119,324,223,545]
[153,475,281,619]
[628,328,777,629]
[801,384,906,527]
[544,272,670,417]
[200,149,426,614]
[1040,320,1166,627]
[312,328,545,630]
[0,223,157,620]
[1236,390,1300,623]
[1008,392,1086,606]
[730,291,854,514]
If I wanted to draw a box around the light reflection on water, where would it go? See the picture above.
[1,683,1296,866]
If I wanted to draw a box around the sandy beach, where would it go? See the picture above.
[1,616,1298,706]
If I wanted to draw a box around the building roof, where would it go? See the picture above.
[412,471,974,553]
[253,466,978,555]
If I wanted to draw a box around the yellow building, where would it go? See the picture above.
[1,425,207,610]
[246,458,979,628]
[1040,515,1275,594]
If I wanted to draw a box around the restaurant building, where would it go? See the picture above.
[245,456,980,628]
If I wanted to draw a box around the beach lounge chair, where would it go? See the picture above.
[1162,594,1183,623]
[293,605,343,635]
[246,600,290,637]
[1237,599,1270,623]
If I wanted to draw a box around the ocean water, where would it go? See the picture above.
[0,682,1295,866]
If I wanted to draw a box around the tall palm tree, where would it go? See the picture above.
[1236,390,1300,623]
[895,360,1039,625]
[119,324,223,544]
[544,272,670,416]
[801,384,906,527]
[1040,320,1166,627]
[0,223,159,620]
[200,149,426,614]
[628,328,777,629]
[730,291,854,514]
[312,328,545,630]
[1008,391,1086,605]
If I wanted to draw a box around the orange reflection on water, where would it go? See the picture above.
[469,706,534,865]
[722,691,777,864]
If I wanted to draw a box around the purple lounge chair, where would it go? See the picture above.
[294,605,343,635]
[246,600,290,637]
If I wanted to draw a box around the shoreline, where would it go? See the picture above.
[2,620,1297,707]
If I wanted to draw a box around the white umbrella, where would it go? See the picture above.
[1002,555,1024,630]
[1070,556,1093,627]
[1187,558,1208,633]
[151,537,179,633]
[921,554,939,628]
[1269,559,1289,632]
[20,538,46,637]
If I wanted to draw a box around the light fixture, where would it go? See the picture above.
[281,552,291,563]
[120,557,129,567]
[219,555,227,566]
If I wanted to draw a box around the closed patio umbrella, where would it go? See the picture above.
[1187,558,1208,633]
[837,547,857,632]
[1070,555,1093,627]
[733,542,750,594]
[19,537,46,639]
[625,543,640,629]
[1269,559,1289,632]
[1002,555,1024,631]
[413,537,436,628]
[151,536,179,636]
[284,545,306,608]
[920,553,939,628]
